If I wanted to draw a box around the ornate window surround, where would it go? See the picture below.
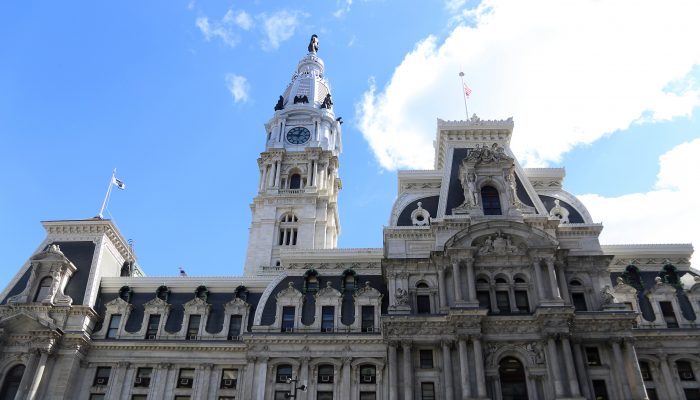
[7,244,76,307]
[274,282,303,331]
[93,297,132,339]
[352,281,383,332]
[313,282,342,332]
[646,280,692,328]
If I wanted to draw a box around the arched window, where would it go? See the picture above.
[476,276,491,311]
[289,173,302,189]
[416,282,431,314]
[513,276,530,313]
[318,364,334,383]
[677,360,696,381]
[0,364,25,400]
[276,364,293,383]
[34,277,53,302]
[359,365,376,384]
[279,213,299,246]
[481,186,502,215]
[499,357,527,400]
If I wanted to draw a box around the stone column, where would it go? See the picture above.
[342,357,352,400]
[242,357,256,400]
[150,363,171,399]
[556,264,571,304]
[15,349,39,400]
[472,335,487,398]
[623,339,647,400]
[260,165,267,191]
[313,160,318,187]
[572,340,592,400]
[256,357,269,400]
[27,349,50,400]
[465,258,477,303]
[106,361,130,399]
[659,354,680,400]
[402,341,414,400]
[452,261,464,304]
[610,339,632,399]
[197,363,213,400]
[388,342,398,400]
[268,163,276,187]
[560,336,581,397]
[274,161,282,188]
[545,258,561,300]
[299,357,310,400]
[458,337,472,399]
[437,266,448,309]
[532,258,546,301]
[546,335,564,397]
[442,341,455,400]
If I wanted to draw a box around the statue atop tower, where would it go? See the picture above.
[308,34,319,53]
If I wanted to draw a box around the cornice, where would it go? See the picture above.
[90,341,248,352]
[99,277,272,292]
[42,219,132,261]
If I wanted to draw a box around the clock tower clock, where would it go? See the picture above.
[244,35,343,276]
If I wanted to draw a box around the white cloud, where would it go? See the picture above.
[259,10,306,50]
[334,0,353,18]
[225,74,250,104]
[195,16,239,47]
[577,138,700,265]
[223,9,253,31]
[356,0,700,170]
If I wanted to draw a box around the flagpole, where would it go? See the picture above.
[459,71,469,120]
[98,169,116,219]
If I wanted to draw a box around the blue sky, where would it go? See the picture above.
[2,1,699,289]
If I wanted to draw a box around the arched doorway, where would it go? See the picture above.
[0,364,25,400]
[499,357,528,400]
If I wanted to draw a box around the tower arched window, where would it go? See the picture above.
[278,213,299,246]
[34,277,53,302]
[0,364,25,400]
[289,173,302,189]
[415,282,431,314]
[481,186,502,215]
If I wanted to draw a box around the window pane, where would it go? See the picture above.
[481,186,502,215]
[416,295,431,314]
[361,306,374,332]
[277,365,292,383]
[677,361,695,381]
[146,315,160,339]
[93,366,111,386]
[317,392,333,400]
[514,291,529,312]
[639,361,652,381]
[228,315,242,339]
[572,293,588,311]
[318,365,334,383]
[585,347,601,366]
[321,306,334,332]
[107,314,121,339]
[421,382,435,400]
[477,291,491,310]
[187,315,201,339]
[282,307,295,332]
[220,369,238,389]
[660,302,678,328]
[592,379,608,400]
[496,291,510,312]
[360,365,376,383]
[178,368,195,388]
[34,277,53,302]
[419,350,434,369]
[360,392,376,400]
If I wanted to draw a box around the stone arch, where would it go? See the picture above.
[443,220,558,252]
[486,344,538,369]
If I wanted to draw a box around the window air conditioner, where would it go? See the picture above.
[188,334,197,340]
[364,327,374,333]
[641,372,650,380]
[180,378,191,386]
[134,378,142,385]
[147,334,156,340]
[321,376,331,382]
[362,375,373,383]
[96,378,106,385]
[683,372,694,380]
[229,335,240,341]
[284,327,294,332]
[223,379,235,388]
[323,327,334,333]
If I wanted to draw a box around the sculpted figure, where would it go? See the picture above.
[505,168,518,205]
[274,95,284,111]
[320,93,333,109]
[308,34,319,53]
[467,172,478,206]
[395,288,408,305]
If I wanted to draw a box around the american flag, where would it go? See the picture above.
[463,83,473,98]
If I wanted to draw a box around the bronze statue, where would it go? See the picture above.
[274,95,284,111]
[320,93,333,109]
[308,34,319,53]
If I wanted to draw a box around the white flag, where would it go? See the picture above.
[112,175,126,190]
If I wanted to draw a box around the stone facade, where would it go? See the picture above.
[0,37,697,400]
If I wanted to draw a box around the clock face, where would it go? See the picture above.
[286,127,311,144]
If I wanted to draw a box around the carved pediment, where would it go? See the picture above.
[444,221,558,252]
[315,282,341,299]
[224,297,250,312]
[646,279,677,296]
[613,278,638,295]
[183,297,210,313]
[354,282,382,298]
[0,310,58,333]
[105,297,131,310]
[143,297,170,311]
[475,230,527,256]
[276,282,302,300]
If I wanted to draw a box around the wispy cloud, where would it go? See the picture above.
[223,9,253,31]
[195,9,255,47]
[259,10,307,50]
[356,0,700,170]
[334,0,353,18]
[225,74,250,104]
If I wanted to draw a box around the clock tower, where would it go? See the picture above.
[244,35,343,276]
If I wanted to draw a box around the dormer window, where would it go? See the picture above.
[34,277,52,302]
[481,186,502,215]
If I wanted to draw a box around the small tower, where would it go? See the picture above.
[244,35,343,276]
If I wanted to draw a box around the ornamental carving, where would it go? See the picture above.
[485,342,544,368]
[476,231,525,256]
[466,143,512,164]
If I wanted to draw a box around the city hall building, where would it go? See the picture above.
[1,36,698,400]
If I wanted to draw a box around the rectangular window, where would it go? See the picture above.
[361,306,375,332]
[659,301,678,328]
[186,315,201,340]
[90,395,105,400]
[93,366,111,386]
[177,368,195,388]
[639,361,652,381]
[317,392,333,400]
[477,291,491,311]
[228,315,242,340]
[646,388,658,400]
[592,379,608,400]
[359,392,377,400]
[416,295,431,314]
[421,382,436,400]
[220,369,238,389]
[282,306,295,332]
[495,291,510,313]
[275,392,289,400]
[321,306,335,332]
[572,293,588,311]
[106,314,121,339]
[145,315,160,339]
[131,396,147,400]
[585,347,601,366]
[514,290,529,312]
[318,365,334,383]
[684,389,700,400]
[134,368,152,388]
[174,397,191,400]
[419,350,434,369]
[677,361,695,381]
